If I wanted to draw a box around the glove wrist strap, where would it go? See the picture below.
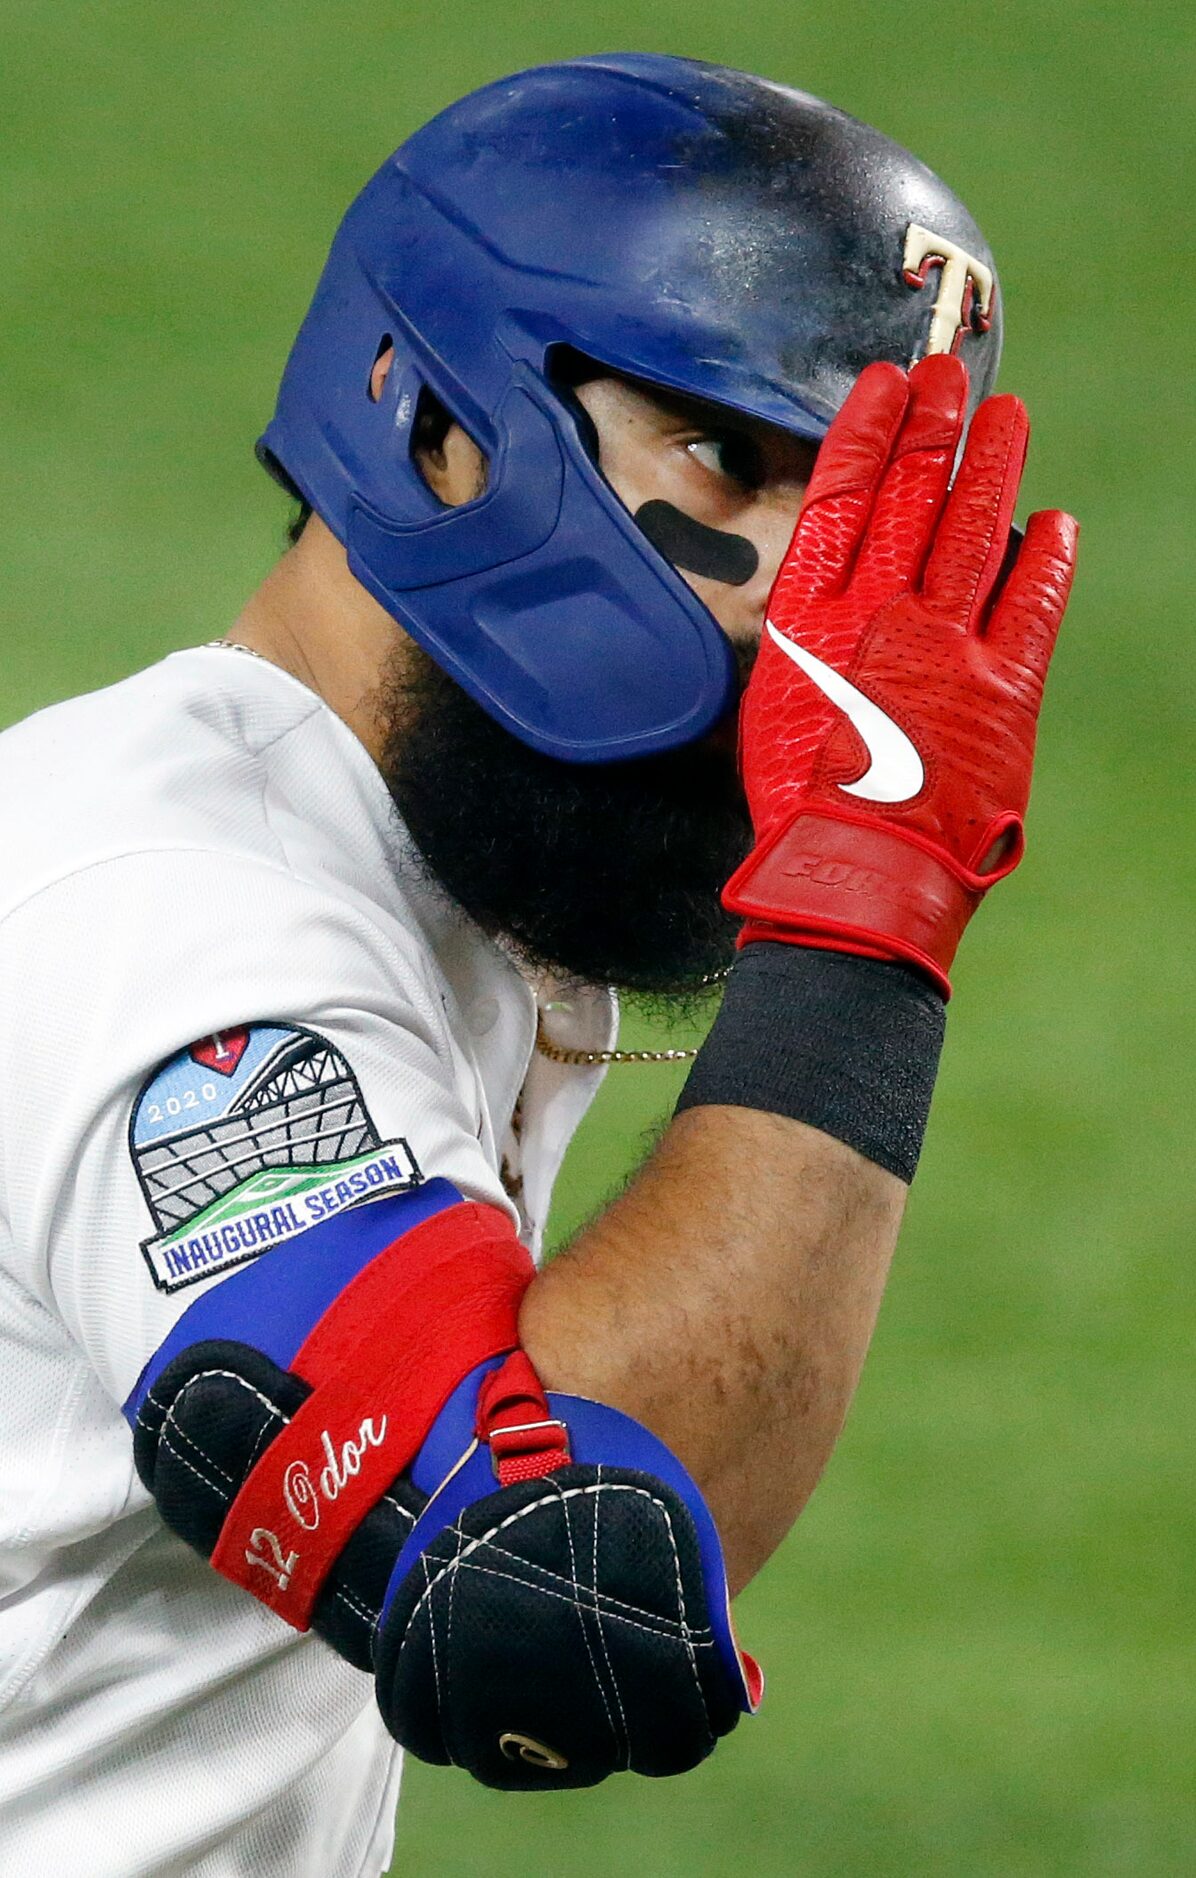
[724,808,990,998]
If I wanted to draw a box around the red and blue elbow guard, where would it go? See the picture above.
[125,1182,760,1789]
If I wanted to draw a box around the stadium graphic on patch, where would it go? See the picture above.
[130,1024,421,1293]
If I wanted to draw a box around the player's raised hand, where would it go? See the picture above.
[726,355,1078,997]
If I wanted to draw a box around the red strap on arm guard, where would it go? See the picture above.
[477,1349,572,1487]
[210,1201,537,1628]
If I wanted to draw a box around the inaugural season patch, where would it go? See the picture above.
[130,1024,421,1293]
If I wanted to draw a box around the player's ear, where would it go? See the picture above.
[368,341,395,404]
[411,387,489,506]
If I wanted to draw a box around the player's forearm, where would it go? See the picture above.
[520,1102,906,1594]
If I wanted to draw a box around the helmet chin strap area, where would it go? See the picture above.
[634,500,760,587]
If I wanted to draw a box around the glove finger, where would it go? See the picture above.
[983,509,1078,675]
[769,362,908,615]
[922,394,1029,626]
[850,354,968,605]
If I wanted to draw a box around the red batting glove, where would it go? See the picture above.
[724,353,1078,999]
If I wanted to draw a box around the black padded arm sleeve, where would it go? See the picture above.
[675,944,946,1183]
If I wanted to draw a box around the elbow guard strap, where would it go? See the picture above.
[129,1188,531,1632]
[207,1203,530,1627]
[128,1189,760,1788]
[378,1363,761,1786]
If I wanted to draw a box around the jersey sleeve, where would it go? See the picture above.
[0,849,515,1406]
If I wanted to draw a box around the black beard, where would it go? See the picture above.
[380,650,752,996]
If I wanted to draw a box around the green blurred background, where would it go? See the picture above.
[2,2,1192,1872]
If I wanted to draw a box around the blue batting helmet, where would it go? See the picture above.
[258,54,1002,762]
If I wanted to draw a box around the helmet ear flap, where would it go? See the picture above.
[345,369,736,761]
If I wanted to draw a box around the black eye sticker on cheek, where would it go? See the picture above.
[634,500,760,587]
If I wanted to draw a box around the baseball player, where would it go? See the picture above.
[0,54,1076,1876]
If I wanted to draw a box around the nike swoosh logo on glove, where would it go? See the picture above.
[764,621,925,804]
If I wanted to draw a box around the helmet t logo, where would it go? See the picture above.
[902,223,995,358]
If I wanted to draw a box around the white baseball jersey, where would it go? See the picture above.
[0,646,615,1876]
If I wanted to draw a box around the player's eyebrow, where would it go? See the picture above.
[621,374,777,440]
[553,349,818,469]
[617,374,821,480]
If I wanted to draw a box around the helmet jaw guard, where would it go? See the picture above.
[258,54,1002,763]
[259,223,738,762]
[347,367,737,762]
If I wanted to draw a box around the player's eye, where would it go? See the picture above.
[685,431,765,492]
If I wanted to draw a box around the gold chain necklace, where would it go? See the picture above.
[203,639,273,663]
[534,971,729,1067]
[533,1017,701,1066]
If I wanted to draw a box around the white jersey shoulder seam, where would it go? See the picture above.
[0,842,385,947]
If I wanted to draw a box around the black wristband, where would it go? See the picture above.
[674,944,945,1183]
